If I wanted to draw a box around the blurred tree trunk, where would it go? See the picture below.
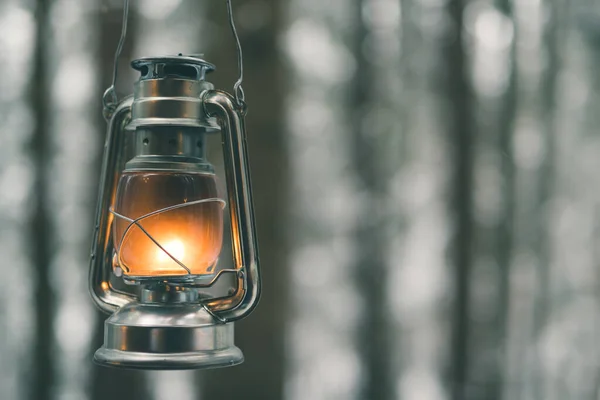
[533,0,559,338]
[89,5,149,400]
[350,0,394,399]
[199,1,289,399]
[444,0,474,398]
[29,0,54,399]
[492,1,517,399]
[534,0,561,397]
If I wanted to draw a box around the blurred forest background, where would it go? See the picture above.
[1,0,599,399]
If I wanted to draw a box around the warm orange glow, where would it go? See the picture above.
[156,239,186,263]
[113,171,223,277]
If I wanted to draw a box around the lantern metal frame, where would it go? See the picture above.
[88,0,261,370]
[89,87,261,319]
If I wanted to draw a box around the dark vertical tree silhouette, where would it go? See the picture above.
[89,5,149,400]
[444,0,475,398]
[349,0,394,399]
[579,6,600,400]
[492,0,517,398]
[200,0,289,398]
[29,0,54,399]
[533,0,562,397]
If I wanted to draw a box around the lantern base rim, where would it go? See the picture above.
[95,300,243,370]
[93,346,244,370]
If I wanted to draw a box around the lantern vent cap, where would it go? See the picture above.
[131,54,216,82]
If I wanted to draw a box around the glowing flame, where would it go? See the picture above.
[156,239,186,263]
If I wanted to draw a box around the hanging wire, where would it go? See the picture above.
[102,0,246,115]
[226,0,246,108]
[103,0,130,119]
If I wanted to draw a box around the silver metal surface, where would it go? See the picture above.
[202,90,261,321]
[133,128,207,159]
[123,155,215,173]
[131,55,216,79]
[127,60,219,130]
[94,298,243,370]
[94,347,243,370]
[140,285,199,304]
[90,97,136,314]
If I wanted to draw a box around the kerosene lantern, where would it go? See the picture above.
[89,0,260,369]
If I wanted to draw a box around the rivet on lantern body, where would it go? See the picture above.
[89,51,260,368]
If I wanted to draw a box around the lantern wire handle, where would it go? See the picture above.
[103,0,130,119]
[102,0,246,117]
[226,0,246,108]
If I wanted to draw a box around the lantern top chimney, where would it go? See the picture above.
[126,54,219,131]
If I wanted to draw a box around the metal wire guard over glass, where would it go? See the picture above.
[111,170,226,278]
